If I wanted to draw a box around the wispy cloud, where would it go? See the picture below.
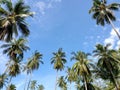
[32,0,62,15]
[35,1,47,15]
[104,28,120,49]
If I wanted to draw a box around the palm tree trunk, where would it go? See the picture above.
[106,15,120,40]
[84,76,88,90]
[24,75,28,90]
[55,71,58,90]
[27,73,32,90]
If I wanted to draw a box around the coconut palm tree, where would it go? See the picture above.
[57,76,67,90]
[29,80,37,90]
[0,74,8,89]
[51,48,67,90]
[1,38,29,79]
[66,67,76,90]
[37,84,45,90]
[24,51,43,90]
[93,44,120,90]
[1,38,29,89]
[0,0,34,42]
[89,0,120,39]
[71,51,91,90]
[1,38,29,61]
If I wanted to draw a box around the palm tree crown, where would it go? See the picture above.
[71,51,91,76]
[25,51,43,74]
[71,51,92,90]
[1,38,29,60]
[89,0,120,26]
[57,76,67,90]
[37,84,45,90]
[0,0,33,42]
[51,48,67,71]
[89,0,120,39]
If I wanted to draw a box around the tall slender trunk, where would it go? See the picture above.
[106,15,120,40]
[27,73,32,90]
[84,76,88,90]
[24,75,28,90]
[55,71,58,90]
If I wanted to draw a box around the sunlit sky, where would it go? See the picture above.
[0,0,120,90]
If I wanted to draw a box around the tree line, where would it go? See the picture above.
[0,0,120,90]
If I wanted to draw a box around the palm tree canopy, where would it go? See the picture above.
[89,0,120,26]
[1,38,29,60]
[57,76,67,90]
[8,60,21,77]
[93,44,120,87]
[71,51,91,76]
[0,0,34,42]
[51,48,67,71]
[0,74,8,89]
[25,51,43,74]
[37,84,45,90]
[30,80,37,90]
[66,67,77,83]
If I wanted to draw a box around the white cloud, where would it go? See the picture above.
[34,0,62,15]
[36,2,47,15]
[104,28,120,49]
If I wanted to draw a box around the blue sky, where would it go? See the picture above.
[0,0,120,90]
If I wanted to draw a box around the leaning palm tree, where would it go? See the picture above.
[93,44,120,90]
[37,84,45,90]
[24,51,43,90]
[71,51,92,90]
[51,48,67,90]
[57,76,67,90]
[0,0,34,42]
[89,0,120,39]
